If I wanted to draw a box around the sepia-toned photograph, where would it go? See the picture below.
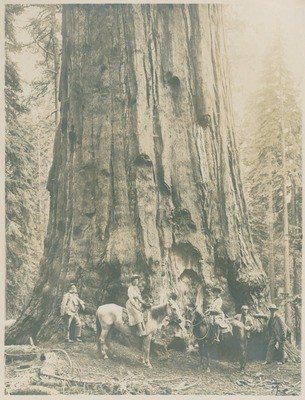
[3,0,303,396]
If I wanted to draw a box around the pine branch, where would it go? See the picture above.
[33,36,54,57]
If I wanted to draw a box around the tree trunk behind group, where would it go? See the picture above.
[50,6,60,126]
[7,4,268,345]
[281,101,292,326]
[267,154,275,301]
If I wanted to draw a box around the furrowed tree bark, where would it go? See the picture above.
[7,4,268,344]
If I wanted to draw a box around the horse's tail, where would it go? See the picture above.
[96,309,102,356]
[96,310,102,339]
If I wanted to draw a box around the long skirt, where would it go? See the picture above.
[126,300,143,326]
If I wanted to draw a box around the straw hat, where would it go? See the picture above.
[68,283,77,288]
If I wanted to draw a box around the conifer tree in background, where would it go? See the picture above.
[22,4,62,233]
[240,40,302,328]
[25,5,61,124]
[5,5,41,317]
[5,5,62,318]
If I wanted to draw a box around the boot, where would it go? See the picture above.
[141,322,148,336]
[136,323,147,337]
[214,326,220,342]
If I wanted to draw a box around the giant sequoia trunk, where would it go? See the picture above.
[7,4,268,344]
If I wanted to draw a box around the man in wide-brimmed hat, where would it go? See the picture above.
[263,304,286,365]
[126,274,148,337]
[60,283,85,343]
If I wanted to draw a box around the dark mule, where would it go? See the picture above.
[191,311,216,372]
[190,311,250,371]
[96,300,182,368]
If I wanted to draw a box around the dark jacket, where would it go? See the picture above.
[267,314,286,342]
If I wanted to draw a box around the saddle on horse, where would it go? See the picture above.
[122,307,149,336]
[207,310,229,329]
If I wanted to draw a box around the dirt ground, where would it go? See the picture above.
[5,338,301,396]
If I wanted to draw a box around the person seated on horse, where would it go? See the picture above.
[234,305,254,338]
[126,274,148,337]
[205,286,225,342]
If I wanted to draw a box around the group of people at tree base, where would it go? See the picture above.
[203,286,288,364]
[60,277,289,365]
[59,275,151,342]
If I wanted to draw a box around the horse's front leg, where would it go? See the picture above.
[142,335,152,368]
[199,342,210,372]
[198,342,204,369]
[205,345,210,373]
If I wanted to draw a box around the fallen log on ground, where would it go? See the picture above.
[39,371,107,385]
[5,345,38,362]
[5,319,16,331]
[9,385,59,395]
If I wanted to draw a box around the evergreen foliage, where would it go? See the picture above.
[5,5,61,318]
[5,4,41,317]
[240,40,302,304]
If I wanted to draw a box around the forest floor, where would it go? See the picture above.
[5,339,302,396]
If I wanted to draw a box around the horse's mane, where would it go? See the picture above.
[150,303,167,319]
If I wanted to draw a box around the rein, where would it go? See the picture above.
[191,314,211,341]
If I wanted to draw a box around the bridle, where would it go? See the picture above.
[167,299,184,324]
[190,313,211,341]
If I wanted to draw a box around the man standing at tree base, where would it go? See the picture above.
[263,304,286,365]
[60,283,85,343]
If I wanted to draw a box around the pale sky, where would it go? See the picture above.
[226,0,305,122]
[10,1,305,126]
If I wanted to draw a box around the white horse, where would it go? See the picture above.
[96,299,182,368]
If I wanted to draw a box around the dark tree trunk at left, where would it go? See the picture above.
[7,4,268,345]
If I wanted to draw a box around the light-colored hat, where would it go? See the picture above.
[130,274,140,281]
[68,283,76,288]
[241,305,249,310]
[268,304,278,310]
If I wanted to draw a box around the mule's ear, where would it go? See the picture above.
[168,298,177,310]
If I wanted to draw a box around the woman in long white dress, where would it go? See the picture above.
[126,275,147,336]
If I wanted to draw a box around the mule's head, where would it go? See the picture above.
[183,303,196,330]
[167,298,184,326]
